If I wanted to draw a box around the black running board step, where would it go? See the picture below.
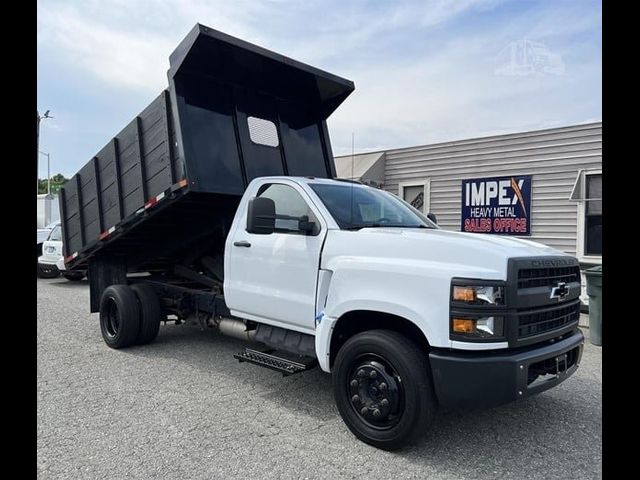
[233,348,316,377]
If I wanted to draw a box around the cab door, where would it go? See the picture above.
[225,182,326,332]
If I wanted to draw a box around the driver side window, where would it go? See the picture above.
[257,183,318,234]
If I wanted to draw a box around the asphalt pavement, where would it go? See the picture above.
[37,277,602,479]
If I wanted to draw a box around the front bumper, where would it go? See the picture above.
[55,257,66,271]
[429,329,584,409]
[38,254,60,266]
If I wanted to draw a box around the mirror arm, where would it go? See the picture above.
[256,213,299,221]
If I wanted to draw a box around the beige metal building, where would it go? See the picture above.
[335,122,602,298]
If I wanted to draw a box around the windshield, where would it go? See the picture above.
[48,225,62,241]
[309,183,437,230]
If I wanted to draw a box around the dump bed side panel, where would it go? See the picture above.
[61,91,184,258]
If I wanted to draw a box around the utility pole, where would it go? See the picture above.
[37,111,40,195]
[39,151,51,194]
[37,110,53,195]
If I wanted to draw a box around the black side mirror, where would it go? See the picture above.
[427,212,438,225]
[247,197,275,234]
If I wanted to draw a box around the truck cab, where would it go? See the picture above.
[224,176,583,444]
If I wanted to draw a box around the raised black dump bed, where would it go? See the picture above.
[60,24,354,278]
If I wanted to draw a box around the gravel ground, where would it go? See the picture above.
[37,277,602,479]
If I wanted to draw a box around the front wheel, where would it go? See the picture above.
[37,263,60,279]
[332,330,437,450]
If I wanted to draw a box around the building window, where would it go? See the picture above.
[399,180,430,214]
[584,173,602,256]
[570,169,602,261]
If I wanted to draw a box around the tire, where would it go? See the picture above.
[99,285,141,349]
[63,272,85,281]
[130,284,162,345]
[37,263,60,279]
[332,330,437,450]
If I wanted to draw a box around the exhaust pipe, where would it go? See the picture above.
[217,317,256,342]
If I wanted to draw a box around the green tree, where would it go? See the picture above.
[38,174,68,194]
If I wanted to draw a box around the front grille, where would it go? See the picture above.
[518,301,580,338]
[527,346,580,385]
[517,266,581,289]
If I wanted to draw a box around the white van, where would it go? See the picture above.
[38,223,85,281]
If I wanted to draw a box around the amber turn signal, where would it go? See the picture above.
[452,318,476,333]
[453,286,476,302]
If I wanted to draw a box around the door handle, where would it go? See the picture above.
[233,240,251,248]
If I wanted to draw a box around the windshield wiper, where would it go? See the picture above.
[343,223,432,230]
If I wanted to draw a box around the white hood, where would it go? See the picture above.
[322,227,567,281]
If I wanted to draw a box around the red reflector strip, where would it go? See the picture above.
[177,179,188,188]
[65,252,78,263]
[144,198,158,209]
[98,226,116,240]
[144,191,166,210]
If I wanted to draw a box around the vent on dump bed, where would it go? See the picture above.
[247,116,279,147]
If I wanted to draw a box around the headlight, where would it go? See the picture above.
[450,279,506,341]
[452,285,504,305]
[451,316,504,338]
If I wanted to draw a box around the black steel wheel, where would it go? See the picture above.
[130,283,162,345]
[99,285,140,349]
[347,354,405,430]
[37,263,60,279]
[333,330,437,450]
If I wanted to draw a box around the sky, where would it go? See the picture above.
[37,0,602,177]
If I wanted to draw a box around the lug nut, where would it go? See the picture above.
[350,379,359,388]
[372,409,381,418]
[379,382,387,391]
[369,370,377,379]
[360,407,369,416]
[380,399,389,408]
[357,369,366,378]
[351,395,360,403]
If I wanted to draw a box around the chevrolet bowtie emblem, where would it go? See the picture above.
[550,282,570,301]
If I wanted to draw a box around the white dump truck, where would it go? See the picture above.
[60,25,583,450]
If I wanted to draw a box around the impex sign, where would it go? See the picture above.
[461,175,532,235]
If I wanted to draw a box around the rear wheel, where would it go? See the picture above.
[130,284,162,345]
[332,330,437,450]
[37,263,60,279]
[99,285,140,349]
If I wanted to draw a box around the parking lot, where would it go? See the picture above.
[37,277,602,479]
